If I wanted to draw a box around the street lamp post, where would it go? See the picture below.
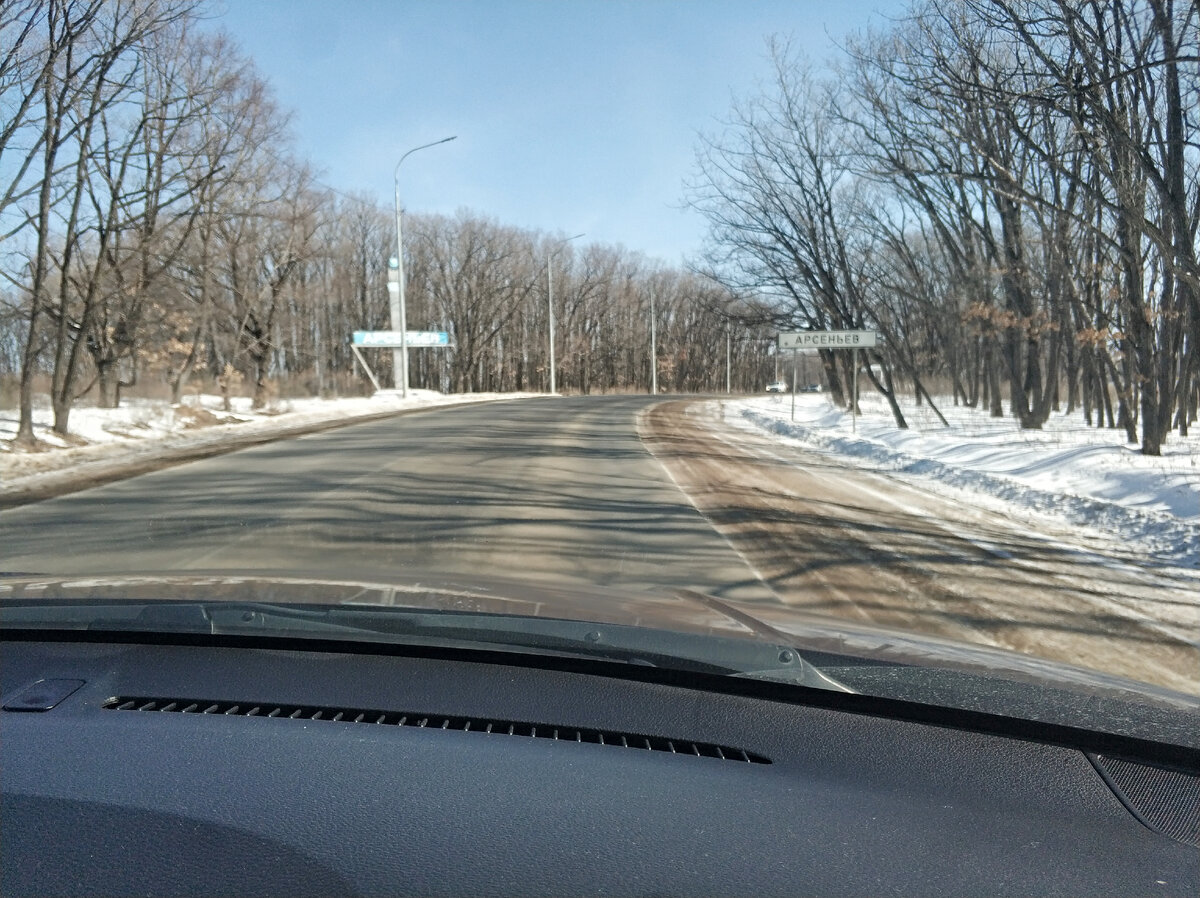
[392,136,456,396]
[547,233,583,394]
[649,286,657,395]
[726,325,731,393]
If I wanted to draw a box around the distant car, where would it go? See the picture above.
[765,381,788,393]
[801,383,822,393]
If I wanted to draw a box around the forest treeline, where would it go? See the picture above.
[2,1,1197,455]
[0,0,771,445]
[690,0,1198,454]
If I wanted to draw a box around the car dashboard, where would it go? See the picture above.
[2,634,1198,896]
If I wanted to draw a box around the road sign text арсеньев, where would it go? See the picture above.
[778,330,878,350]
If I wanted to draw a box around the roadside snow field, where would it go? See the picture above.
[728,393,1200,569]
[1,390,542,490]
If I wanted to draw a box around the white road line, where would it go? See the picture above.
[636,407,784,603]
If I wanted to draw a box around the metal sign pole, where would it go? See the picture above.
[791,349,797,422]
[852,347,858,434]
[350,345,383,393]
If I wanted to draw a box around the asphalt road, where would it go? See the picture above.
[3,393,1195,693]
[0,396,772,602]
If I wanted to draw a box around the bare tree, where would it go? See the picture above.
[6,0,198,441]
[687,42,910,425]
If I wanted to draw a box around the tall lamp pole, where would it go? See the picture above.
[649,286,657,395]
[726,325,732,393]
[547,233,583,394]
[393,135,456,396]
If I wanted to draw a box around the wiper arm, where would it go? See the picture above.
[2,599,850,692]
[207,602,848,689]
[210,601,735,671]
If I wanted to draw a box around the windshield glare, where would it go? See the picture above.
[1,0,1198,737]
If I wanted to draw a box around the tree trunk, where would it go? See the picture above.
[860,359,908,429]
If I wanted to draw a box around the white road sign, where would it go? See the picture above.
[353,331,451,348]
[778,330,878,350]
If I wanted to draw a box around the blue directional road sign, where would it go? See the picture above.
[352,331,451,348]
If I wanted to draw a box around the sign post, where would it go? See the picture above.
[791,349,797,422]
[350,345,382,392]
[777,330,879,431]
[350,331,454,393]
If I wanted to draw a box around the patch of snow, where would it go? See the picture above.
[726,393,1200,569]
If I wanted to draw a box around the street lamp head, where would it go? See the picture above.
[550,233,585,257]
[395,136,458,180]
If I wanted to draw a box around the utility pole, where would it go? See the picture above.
[547,233,584,394]
[547,262,555,394]
[726,326,731,393]
[650,286,657,395]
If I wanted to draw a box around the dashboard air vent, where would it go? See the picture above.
[103,696,770,764]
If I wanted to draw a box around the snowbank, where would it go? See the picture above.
[728,393,1200,568]
[1,390,542,490]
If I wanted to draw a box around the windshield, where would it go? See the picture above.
[2,0,1198,743]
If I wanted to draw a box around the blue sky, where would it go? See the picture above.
[207,0,907,266]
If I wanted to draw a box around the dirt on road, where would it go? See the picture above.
[640,399,1200,695]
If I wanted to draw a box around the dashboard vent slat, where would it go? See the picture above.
[102,695,770,764]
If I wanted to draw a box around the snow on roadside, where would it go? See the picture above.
[727,393,1200,569]
[1,390,542,488]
